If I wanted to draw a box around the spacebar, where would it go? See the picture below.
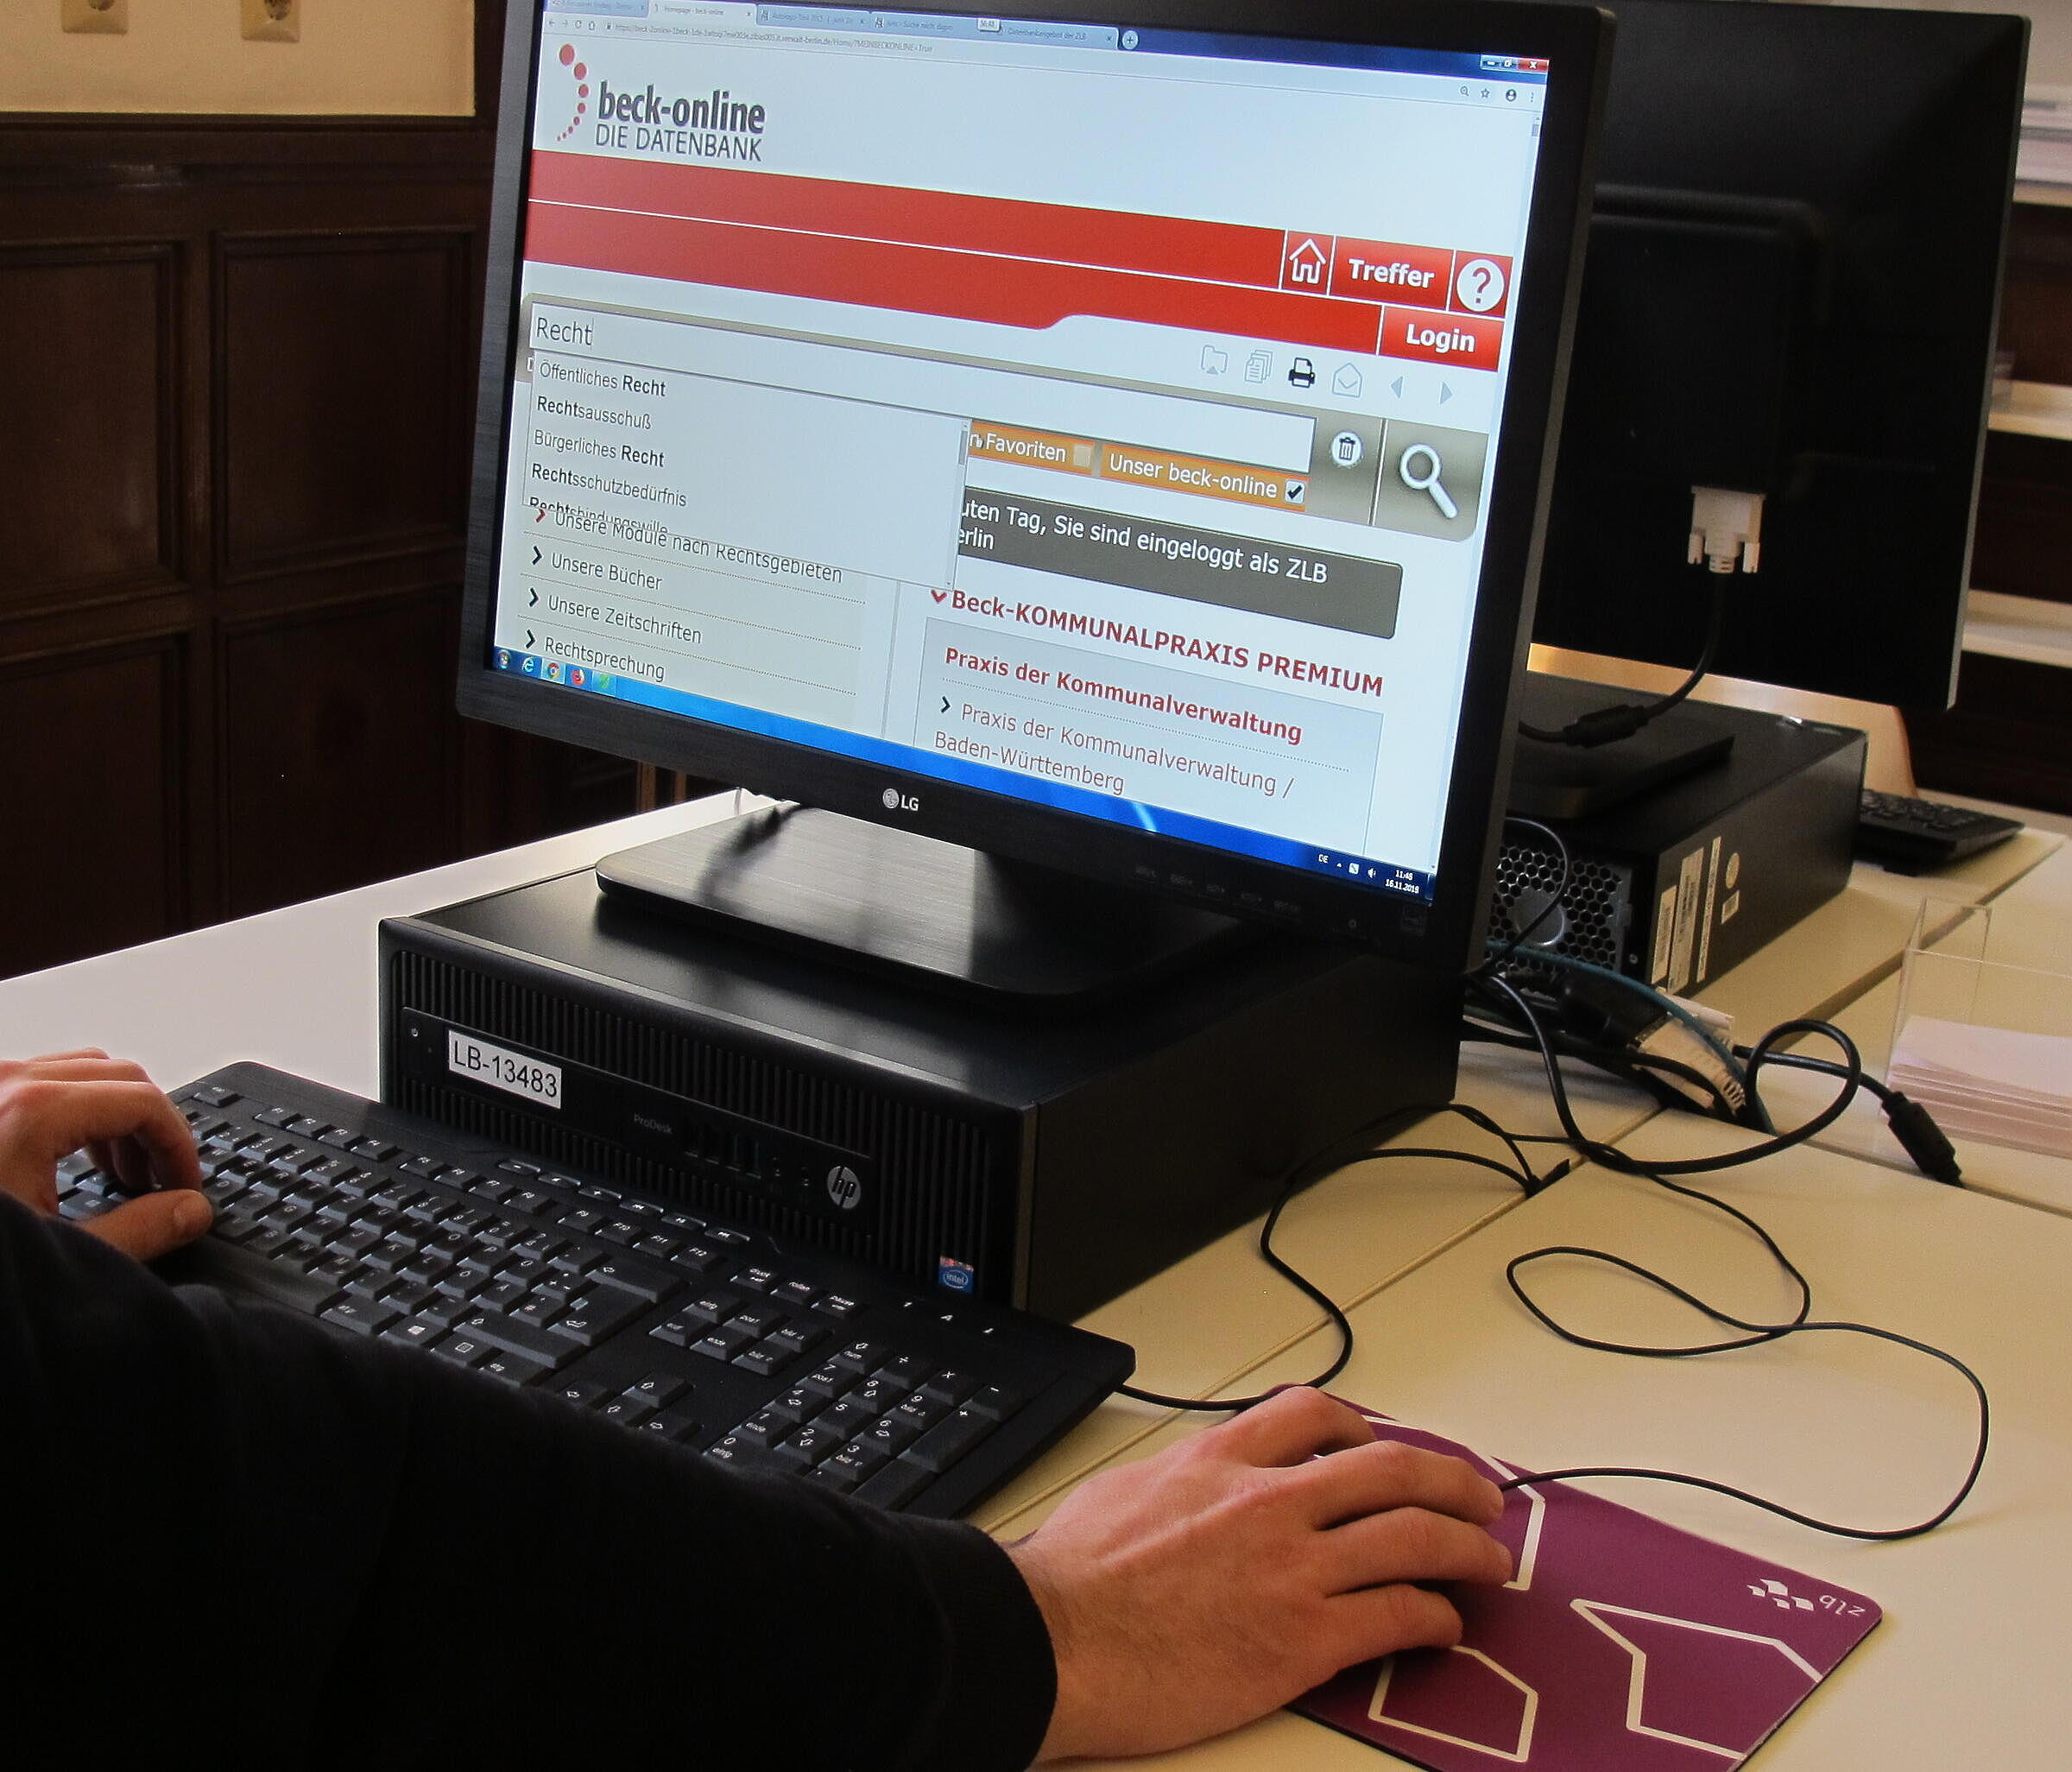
[159,1237,339,1314]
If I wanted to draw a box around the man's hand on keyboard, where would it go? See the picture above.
[0,1050,208,1260]
[1008,1385,1512,1763]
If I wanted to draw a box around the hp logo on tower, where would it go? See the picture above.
[825,1165,864,1212]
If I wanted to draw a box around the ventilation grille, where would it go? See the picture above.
[1486,842,1634,984]
[389,949,1004,1292]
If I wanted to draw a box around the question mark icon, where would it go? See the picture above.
[1456,257,1506,313]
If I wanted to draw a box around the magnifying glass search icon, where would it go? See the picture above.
[1399,443,1459,520]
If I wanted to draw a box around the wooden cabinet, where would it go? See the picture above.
[0,17,639,981]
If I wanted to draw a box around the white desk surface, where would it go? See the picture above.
[0,799,738,1091]
[1017,1118,2072,1771]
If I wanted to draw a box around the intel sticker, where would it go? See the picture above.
[936,1256,976,1294]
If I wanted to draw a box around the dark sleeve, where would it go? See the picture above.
[2,1195,1055,1772]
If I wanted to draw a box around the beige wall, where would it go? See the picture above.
[0,0,475,117]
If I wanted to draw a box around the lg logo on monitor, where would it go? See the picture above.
[881,788,919,813]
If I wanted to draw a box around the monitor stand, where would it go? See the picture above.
[1507,672,1737,822]
[595,805,1255,1003]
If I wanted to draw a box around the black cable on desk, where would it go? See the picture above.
[1117,1102,1550,1413]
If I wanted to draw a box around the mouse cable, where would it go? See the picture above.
[1493,1186,1991,1541]
[1117,1100,1551,1413]
[1517,570,1729,750]
[1477,815,1574,978]
[1739,1045,1963,1187]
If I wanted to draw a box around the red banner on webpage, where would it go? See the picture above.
[524,151,1507,363]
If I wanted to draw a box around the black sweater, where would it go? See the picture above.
[1,1194,1056,1769]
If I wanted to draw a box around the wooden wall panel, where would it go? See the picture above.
[0,639,181,976]
[0,243,178,613]
[1907,652,2072,816]
[219,230,471,582]
[218,589,463,918]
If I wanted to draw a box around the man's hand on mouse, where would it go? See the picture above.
[0,1051,209,1261]
[1008,1384,1512,1763]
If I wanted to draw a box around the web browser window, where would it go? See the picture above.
[490,0,1553,901]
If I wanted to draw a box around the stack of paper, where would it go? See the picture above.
[1888,1015,2072,1160]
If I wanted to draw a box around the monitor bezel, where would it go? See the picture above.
[458,0,1613,972]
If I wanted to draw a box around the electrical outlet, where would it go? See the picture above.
[241,0,300,43]
[62,0,130,35]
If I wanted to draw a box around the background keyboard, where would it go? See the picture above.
[1856,789,2023,873]
[56,1062,1134,1519]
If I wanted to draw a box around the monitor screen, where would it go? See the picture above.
[460,0,1607,970]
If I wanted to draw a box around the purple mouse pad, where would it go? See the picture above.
[1293,1404,1881,1769]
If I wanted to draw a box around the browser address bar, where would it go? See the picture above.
[524,301,1317,472]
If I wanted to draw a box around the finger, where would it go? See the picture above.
[104,1134,160,1196]
[21,1057,151,1085]
[81,1190,213,1263]
[0,1079,200,1190]
[28,1047,112,1064]
[1319,1506,1513,1594]
[1329,1583,1466,1661]
[1214,1389,1376,1467]
[1294,1439,1506,1528]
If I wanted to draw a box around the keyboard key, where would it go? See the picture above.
[349,1137,400,1163]
[731,1408,790,1448]
[380,1319,445,1352]
[890,1395,951,1435]
[855,1459,932,1510]
[556,1206,606,1238]
[596,1395,654,1427]
[669,1243,727,1275]
[552,1289,644,1347]
[634,1234,682,1263]
[773,1424,844,1471]
[817,1293,863,1321]
[479,1350,551,1387]
[823,1444,888,1487]
[477,1277,531,1314]
[729,1307,783,1339]
[768,1322,826,1359]
[661,1211,704,1233]
[965,1384,1022,1422]
[906,1407,996,1474]
[252,1105,297,1129]
[831,1340,888,1376]
[618,1198,662,1219]
[501,1187,557,1218]
[804,1459,863,1495]
[320,1298,399,1338]
[553,1380,610,1408]
[704,1434,786,1476]
[813,1396,880,1442]
[880,1354,934,1389]
[692,1326,755,1363]
[343,1267,395,1301]
[799,1362,854,1402]
[735,1266,780,1294]
[431,1332,493,1369]
[681,1288,742,1326]
[732,1345,787,1378]
[766,1388,822,1427]
[773,1280,821,1309]
[189,1085,241,1110]
[918,1369,978,1406]
[596,1218,642,1247]
[587,1258,678,1305]
[622,1373,687,1409]
[703,1227,752,1249]
[455,1312,577,1372]
[650,1318,693,1348]
[857,1414,922,1458]
[384,1280,437,1316]
[639,1408,701,1442]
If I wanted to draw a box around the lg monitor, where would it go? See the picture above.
[457,0,1610,995]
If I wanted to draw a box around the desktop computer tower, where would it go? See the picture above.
[378,870,1460,1324]
[1492,687,1866,995]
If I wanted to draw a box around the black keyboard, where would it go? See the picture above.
[56,1062,1133,1520]
[1856,789,2024,874]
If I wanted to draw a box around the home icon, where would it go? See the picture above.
[1283,234,1331,290]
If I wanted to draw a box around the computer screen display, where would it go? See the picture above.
[460,0,1606,967]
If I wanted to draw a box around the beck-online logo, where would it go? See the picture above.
[557,43,771,164]
[552,43,590,143]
